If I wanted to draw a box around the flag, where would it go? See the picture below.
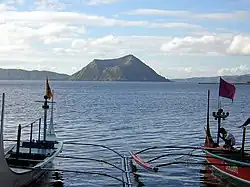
[46,77,53,100]
[219,77,236,101]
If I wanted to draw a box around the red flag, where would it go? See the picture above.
[219,77,236,101]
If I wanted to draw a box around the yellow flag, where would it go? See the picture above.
[46,77,53,100]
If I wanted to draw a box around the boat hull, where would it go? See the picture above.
[0,141,63,187]
[204,150,250,186]
[0,162,51,187]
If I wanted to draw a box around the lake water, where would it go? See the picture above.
[1,80,250,187]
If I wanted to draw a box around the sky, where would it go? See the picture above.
[0,0,250,78]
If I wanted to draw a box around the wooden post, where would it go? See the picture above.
[0,93,5,142]
[240,118,250,159]
[16,124,21,159]
[206,90,210,131]
[38,118,41,141]
[241,127,246,159]
[29,123,33,155]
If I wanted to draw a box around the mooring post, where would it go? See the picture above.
[16,124,21,159]
[241,127,246,160]
[29,123,33,155]
[38,118,41,141]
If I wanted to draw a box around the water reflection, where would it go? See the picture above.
[133,173,145,187]
[200,166,237,187]
[29,171,64,187]
[51,172,64,187]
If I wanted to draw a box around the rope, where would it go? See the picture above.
[57,155,127,172]
[63,142,123,157]
[135,145,203,154]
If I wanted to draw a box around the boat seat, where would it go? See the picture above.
[22,141,55,149]
[7,151,48,160]
[7,157,43,168]
[7,157,43,162]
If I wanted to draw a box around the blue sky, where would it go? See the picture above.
[0,0,250,78]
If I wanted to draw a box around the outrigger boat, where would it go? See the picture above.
[129,77,250,186]
[204,77,250,186]
[0,78,63,186]
[0,79,133,187]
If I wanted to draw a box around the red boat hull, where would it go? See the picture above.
[204,128,250,185]
[205,150,250,185]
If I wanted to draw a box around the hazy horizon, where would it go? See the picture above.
[1,65,249,80]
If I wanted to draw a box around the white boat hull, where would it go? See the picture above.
[0,141,62,187]
[1,163,49,187]
[0,90,63,187]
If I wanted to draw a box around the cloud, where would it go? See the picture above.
[37,23,82,36]
[0,2,249,77]
[71,39,87,48]
[0,21,84,47]
[149,22,202,29]
[68,35,172,57]
[43,36,72,44]
[167,67,193,73]
[127,9,189,17]
[161,35,228,55]
[90,35,120,46]
[0,32,173,74]
[85,0,119,6]
[0,44,30,53]
[227,35,250,55]
[127,9,250,21]
[0,3,15,12]
[35,0,65,11]
[195,11,249,20]
[161,34,250,56]
[218,65,250,75]
[2,10,202,29]
[52,48,81,55]
[5,0,24,5]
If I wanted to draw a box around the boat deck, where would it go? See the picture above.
[208,149,250,164]
[5,141,58,168]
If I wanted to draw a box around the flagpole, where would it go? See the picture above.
[206,90,210,131]
[217,95,221,109]
[218,77,221,109]
[43,95,49,141]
